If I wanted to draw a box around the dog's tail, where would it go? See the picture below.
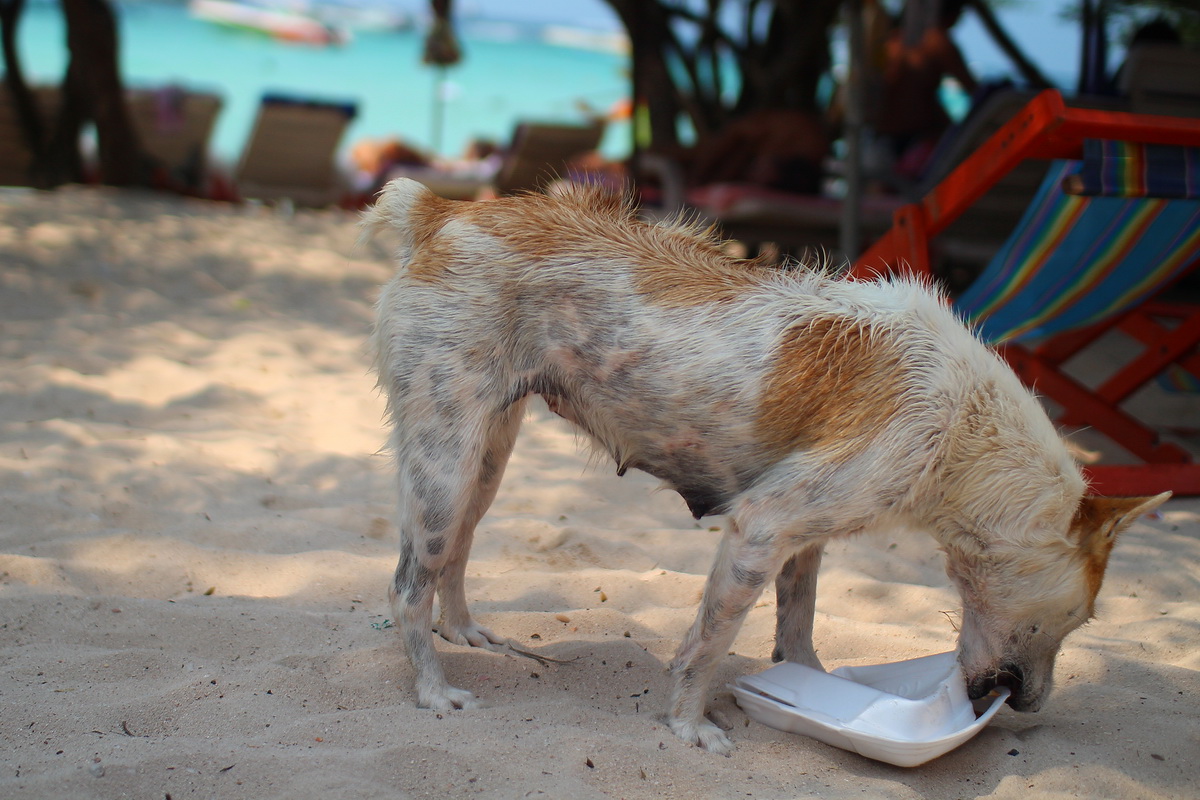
[359,177,443,253]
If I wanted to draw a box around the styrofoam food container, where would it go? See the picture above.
[731,651,1009,767]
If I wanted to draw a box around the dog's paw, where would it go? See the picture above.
[669,717,735,756]
[417,684,480,712]
[770,645,824,671]
[437,620,504,651]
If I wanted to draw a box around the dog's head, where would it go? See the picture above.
[948,492,1169,712]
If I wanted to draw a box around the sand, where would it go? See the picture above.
[1,185,1197,799]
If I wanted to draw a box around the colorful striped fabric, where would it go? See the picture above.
[1159,365,1200,392]
[955,148,1200,345]
[1067,140,1200,199]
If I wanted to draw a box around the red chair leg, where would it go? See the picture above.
[999,343,1193,464]
[1084,463,1200,496]
[1099,310,1200,405]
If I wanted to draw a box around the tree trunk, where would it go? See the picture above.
[606,0,685,153]
[752,0,841,113]
[41,0,152,187]
[37,48,89,187]
[606,0,843,155]
[1,0,49,175]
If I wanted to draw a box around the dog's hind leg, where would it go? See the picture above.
[668,521,781,755]
[771,543,824,669]
[389,397,522,712]
[434,398,527,649]
[391,522,470,711]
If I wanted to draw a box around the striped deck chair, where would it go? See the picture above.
[851,90,1200,496]
[957,142,1200,343]
[491,120,606,196]
[127,87,223,194]
[234,93,358,207]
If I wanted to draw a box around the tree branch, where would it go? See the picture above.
[966,0,1055,90]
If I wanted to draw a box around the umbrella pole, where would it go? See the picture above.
[431,66,446,157]
[840,0,865,262]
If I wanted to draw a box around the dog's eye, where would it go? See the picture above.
[1028,624,1040,635]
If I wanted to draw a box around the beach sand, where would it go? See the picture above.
[1,186,1197,799]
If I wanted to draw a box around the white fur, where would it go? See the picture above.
[366,179,1166,754]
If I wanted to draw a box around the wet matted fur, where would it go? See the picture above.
[365,178,1168,754]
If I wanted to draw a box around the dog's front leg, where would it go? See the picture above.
[668,522,778,755]
[771,543,824,669]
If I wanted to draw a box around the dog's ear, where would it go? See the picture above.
[1072,492,1171,548]
[1071,492,1170,595]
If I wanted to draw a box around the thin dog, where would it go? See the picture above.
[365,178,1168,754]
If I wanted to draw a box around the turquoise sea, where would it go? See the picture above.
[13,0,1091,172]
[15,0,631,166]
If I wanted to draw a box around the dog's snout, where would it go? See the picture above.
[967,662,1026,703]
[996,662,1025,691]
[967,674,997,700]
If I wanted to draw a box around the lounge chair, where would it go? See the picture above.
[674,180,903,261]
[491,120,605,196]
[849,89,1200,495]
[234,93,357,206]
[126,87,223,193]
[645,87,1133,264]
[383,120,605,202]
[1118,43,1200,118]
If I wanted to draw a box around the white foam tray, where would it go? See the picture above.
[731,651,1009,767]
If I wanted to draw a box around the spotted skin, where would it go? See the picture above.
[771,543,824,667]
[366,179,1168,755]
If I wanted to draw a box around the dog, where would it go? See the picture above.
[365,178,1169,755]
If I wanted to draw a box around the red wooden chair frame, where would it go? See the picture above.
[850,90,1200,496]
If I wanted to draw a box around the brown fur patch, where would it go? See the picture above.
[403,193,459,282]
[455,188,764,306]
[1070,494,1164,603]
[755,317,906,458]
[406,234,461,284]
[462,189,635,265]
[1070,496,1117,603]
[626,224,766,306]
[632,248,765,306]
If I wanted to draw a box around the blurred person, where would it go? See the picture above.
[689,109,831,194]
[351,137,430,191]
[873,0,977,181]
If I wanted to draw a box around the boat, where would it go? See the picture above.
[188,0,351,46]
[305,0,413,32]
